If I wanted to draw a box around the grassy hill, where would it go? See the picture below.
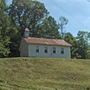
[0,58,90,90]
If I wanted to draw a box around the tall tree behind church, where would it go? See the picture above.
[76,31,88,59]
[7,0,60,56]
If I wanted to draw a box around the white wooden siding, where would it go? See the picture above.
[28,44,71,58]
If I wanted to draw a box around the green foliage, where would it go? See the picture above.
[0,0,10,57]
[8,0,60,38]
[76,31,89,59]
[6,0,60,56]
[64,32,76,46]
[0,0,18,57]
[8,0,48,36]
[0,0,6,9]
[0,41,10,57]
[64,32,77,58]
[39,16,60,38]
[64,31,90,59]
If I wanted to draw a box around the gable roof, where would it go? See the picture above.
[23,37,72,47]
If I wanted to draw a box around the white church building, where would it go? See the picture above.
[20,28,72,58]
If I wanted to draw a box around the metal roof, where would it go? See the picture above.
[23,37,72,47]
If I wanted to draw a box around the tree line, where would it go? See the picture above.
[0,0,90,59]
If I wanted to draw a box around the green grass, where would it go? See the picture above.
[0,58,90,90]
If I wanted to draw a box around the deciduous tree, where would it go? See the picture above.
[39,16,60,38]
[7,0,60,56]
[76,31,88,59]
[0,0,10,57]
[59,16,68,38]
[64,32,77,58]
[8,0,48,37]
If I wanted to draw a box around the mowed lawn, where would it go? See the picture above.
[0,58,90,90]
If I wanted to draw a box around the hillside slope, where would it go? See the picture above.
[0,58,90,90]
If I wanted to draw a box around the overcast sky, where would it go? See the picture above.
[40,0,90,36]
